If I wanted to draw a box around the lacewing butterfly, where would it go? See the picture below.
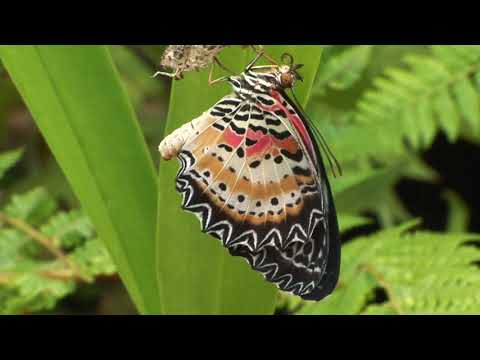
[159,51,340,300]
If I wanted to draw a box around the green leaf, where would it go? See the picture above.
[355,46,480,149]
[40,210,94,249]
[298,272,377,315]
[320,221,480,315]
[5,188,57,226]
[156,45,323,314]
[0,228,29,269]
[416,96,437,147]
[0,272,75,315]
[452,78,480,135]
[69,238,116,278]
[0,148,23,182]
[443,190,470,233]
[0,186,117,313]
[315,46,373,92]
[338,213,372,233]
[433,90,461,142]
[0,45,160,314]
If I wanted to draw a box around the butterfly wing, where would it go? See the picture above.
[277,89,340,300]
[176,90,339,300]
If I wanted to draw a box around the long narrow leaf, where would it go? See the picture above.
[0,45,160,314]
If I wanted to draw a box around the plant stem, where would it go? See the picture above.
[0,212,89,282]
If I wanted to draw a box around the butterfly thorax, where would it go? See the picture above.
[228,70,274,100]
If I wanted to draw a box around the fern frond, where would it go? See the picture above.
[355,45,480,148]
[69,238,115,278]
[443,190,470,233]
[40,210,94,249]
[0,271,76,314]
[4,188,57,226]
[299,221,480,314]
[0,187,114,314]
[314,45,373,93]
[338,213,372,233]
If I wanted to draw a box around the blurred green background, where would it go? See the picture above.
[0,45,479,314]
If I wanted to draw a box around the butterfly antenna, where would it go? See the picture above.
[290,89,343,178]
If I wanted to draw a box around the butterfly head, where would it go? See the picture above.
[273,53,303,89]
[277,63,304,89]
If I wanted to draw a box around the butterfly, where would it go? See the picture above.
[159,51,340,301]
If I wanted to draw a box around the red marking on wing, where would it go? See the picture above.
[223,127,243,147]
[224,124,293,157]
[221,97,307,158]
[247,128,265,141]
[246,135,272,157]
[258,90,315,159]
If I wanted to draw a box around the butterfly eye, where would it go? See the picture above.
[280,72,295,88]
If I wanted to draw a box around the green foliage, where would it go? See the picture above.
[0,186,115,314]
[69,238,116,278]
[0,45,159,314]
[355,45,480,148]
[1,45,480,315]
[338,213,372,233]
[315,45,373,93]
[0,148,114,314]
[5,188,57,225]
[41,210,95,249]
[0,148,23,181]
[296,221,480,314]
[443,191,470,233]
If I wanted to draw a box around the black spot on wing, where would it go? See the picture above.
[249,124,268,134]
[269,128,291,140]
[281,149,303,162]
[257,96,274,106]
[235,112,250,121]
[213,106,233,114]
[251,113,264,120]
[249,160,261,169]
[274,156,284,164]
[266,118,282,126]
[230,121,246,135]
[219,99,242,107]
[218,144,233,152]
[292,166,312,177]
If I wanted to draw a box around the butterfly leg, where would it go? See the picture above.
[245,48,281,71]
[208,62,230,86]
[213,56,234,74]
[249,45,280,66]
[152,67,183,80]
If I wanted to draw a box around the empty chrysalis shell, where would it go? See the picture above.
[154,45,229,80]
